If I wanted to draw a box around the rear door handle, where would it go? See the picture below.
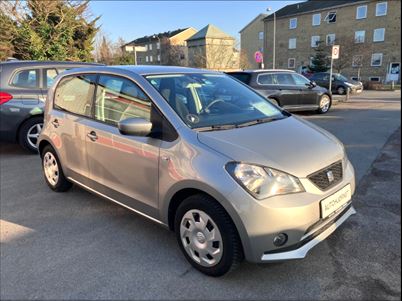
[51,119,59,128]
[87,131,98,141]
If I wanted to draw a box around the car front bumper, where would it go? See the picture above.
[227,159,356,263]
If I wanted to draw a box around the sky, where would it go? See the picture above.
[90,1,301,43]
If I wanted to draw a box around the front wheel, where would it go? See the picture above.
[175,194,243,277]
[337,86,346,95]
[317,94,332,114]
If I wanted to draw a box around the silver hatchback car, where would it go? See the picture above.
[38,66,356,276]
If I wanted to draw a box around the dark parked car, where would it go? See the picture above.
[0,60,101,152]
[226,70,332,114]
[310,72,363,95]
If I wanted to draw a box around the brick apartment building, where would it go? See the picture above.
[259,0,400,83]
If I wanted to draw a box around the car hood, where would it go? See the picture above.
[197,116,344,178]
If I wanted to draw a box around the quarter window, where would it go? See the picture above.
[356,5,367,19]
[376,2,387,16]
[354,31,365,43]
[311,36,320,48]
[288,38,297,49]
[11,69,39,88]
[312,13,321,26]
[371,53,383,66]
[289,18,297,29]
[54,74,96,117]
[373,28,385,42]
[95,75,151,126]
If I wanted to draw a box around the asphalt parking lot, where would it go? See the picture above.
[1,90,401,300]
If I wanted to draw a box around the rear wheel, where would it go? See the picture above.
[317,94,331,114]
[18,116,43,153]
[175,194,243,277]
[337,86,346,95]
[41,145,72,192]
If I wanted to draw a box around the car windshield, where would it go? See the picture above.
[334,74,348,81]
[145,73,288,130]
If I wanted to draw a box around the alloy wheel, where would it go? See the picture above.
[27,123,43,150]
[43,152,59,186]
[320,95,331,113]
[180,209,223,267]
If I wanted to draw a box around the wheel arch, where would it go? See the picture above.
[16,114,44,141]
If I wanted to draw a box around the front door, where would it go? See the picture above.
[291,73,319,106]
[85,74,160,217]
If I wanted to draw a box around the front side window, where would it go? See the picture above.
[45,68,58,88]
[311,36,320,48]
[312,13,321,26]
[288,38,297,49]
[288,58,296,69]
[289,18,297,29]
[95,75,151,126]
[11,69,39,88]
[355,30,365,43]
[326,34,336,45]
[356,5,367,19]
[291,73,310,86]
[376,2,387,16]
[146,73,286,129]
[275,73,296,85]
[54,74,96,117]
[373,28,385,42]
[371,53,383,66]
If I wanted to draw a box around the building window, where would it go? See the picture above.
[352,55,363,67]
[371,53,383,66]
[369,77,381,82]
[258,31,264,40]
[373,28,385,42]
[356,5,367,19]
[311,36,320,48]
[145,56,149,62]
[324,12,337,23]
[149,44,153,51]
[288,58,296,69]
[326,34,336,45]
[351,77,359,81]
[289,18,297,29]
[157,42,160,50]
[150,55,153,62]
[376,2,387,16]
[288,38,297,49]
[157,54,161,62]
[145,45,148,51]
[312,13,321,26]
[354,31,365,43]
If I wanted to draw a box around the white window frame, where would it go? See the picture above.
[376,2,387,16]
[356,5,367,19]
[157,54,161,62]
[354,30,365,43]
[312,13,321,26]
[150,55,153,62]
[369,76,381,82]
[258,31,264,40]
[145,56,149,62]
[145,45,148,51]
[288,38,297,49]
[326,33,336,46]
[149,44,153,51]
[288,58,296,69]
[289,18,297,29]
[157,42,160,50]
[324,11,337,23]
[311,36,320,48]
[371,53,383,66]
[373,28,385,42]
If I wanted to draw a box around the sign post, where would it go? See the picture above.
[254,51,264,69]
[329,45,340,93]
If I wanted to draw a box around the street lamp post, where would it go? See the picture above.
[267,7,276,69]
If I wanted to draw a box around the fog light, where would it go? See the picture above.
[273,233,288,247]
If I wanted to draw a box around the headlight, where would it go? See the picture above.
[226,163,304,199]
[345,82,354,87]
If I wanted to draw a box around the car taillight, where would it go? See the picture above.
[0,92,13,105]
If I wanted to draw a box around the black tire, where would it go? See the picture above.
[18,116,43,153]
[336,86,346,95]
[174,194,243,277]
[317,94,332,114]
[41,145,72,192]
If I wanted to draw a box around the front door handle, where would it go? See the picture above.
[51,119,59,128]
[87,131,98,141]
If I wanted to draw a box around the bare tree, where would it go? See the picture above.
[239,49,252,70]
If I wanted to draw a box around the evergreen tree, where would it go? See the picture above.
[309,41,330,72]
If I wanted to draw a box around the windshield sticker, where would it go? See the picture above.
[186,114,200,124]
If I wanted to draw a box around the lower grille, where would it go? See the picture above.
[308,161,343,191]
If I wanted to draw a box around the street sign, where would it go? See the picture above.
[332,45,340,59]
[254,51,263,63]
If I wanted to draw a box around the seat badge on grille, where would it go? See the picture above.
[327,170,335,182]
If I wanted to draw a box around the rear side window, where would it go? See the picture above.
[44,68,58,88]
[95,75,151,126]
[228,73,251,84]
[257,73,275,85]
[54,74,96,117]
[11,69,39,88]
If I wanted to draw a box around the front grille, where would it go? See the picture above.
[308,161,343,191]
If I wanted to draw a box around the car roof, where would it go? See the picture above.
[227,69,296,74]
[0,60,103,67]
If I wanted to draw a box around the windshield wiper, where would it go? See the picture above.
[236,116,285,128]
[195,124,238,132]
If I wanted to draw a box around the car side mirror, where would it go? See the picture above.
[118,117,152,136]
[310,81,317,88]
